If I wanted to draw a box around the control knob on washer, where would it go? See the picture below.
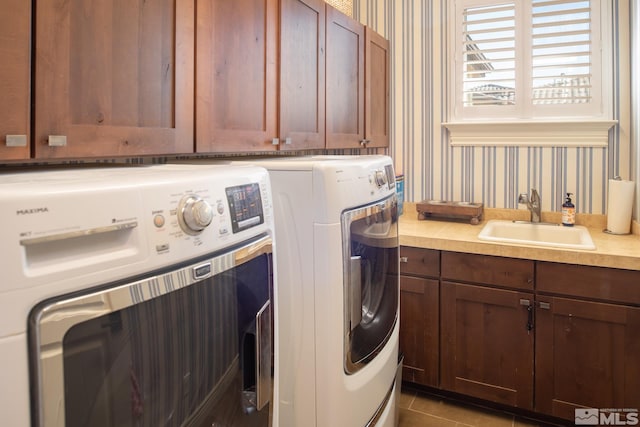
[178,195,213,235]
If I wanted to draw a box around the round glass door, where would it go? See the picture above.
[342,194,399,374]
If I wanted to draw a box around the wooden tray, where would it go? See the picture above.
[416,200,484,225]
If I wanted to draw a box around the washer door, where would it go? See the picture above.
[342,194,399,374]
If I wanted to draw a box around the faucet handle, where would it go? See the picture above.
[518,193,529,204]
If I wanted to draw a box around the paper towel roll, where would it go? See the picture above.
[606,179,635,234]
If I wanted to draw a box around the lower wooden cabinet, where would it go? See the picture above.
[399,246,640,423]
[399,276,439,387]
[535,296,640,420]
[440,281,534,410]
[399,246,439,387]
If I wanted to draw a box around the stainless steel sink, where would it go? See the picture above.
[478,220,596,250]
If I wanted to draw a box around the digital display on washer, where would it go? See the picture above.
[384,164,396,189]
[225,183,264,233]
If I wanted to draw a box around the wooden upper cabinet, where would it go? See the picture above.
[325,5,364,149]
[196,0,278,153]
[34,0,195,159]
[0,0,31,160]
[279,0,326,151]
[364,27,389,148]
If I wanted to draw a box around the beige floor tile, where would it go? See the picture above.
[398,408,458,427]
[514,416,564,427]
[399,390,416,409]
[408,393,514,427]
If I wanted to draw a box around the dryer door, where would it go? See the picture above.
[342,194,399,374]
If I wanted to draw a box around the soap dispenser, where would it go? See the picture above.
[562,193,575,226]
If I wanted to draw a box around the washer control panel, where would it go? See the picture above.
[2,164,274,290]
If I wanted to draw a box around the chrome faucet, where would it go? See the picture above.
[518,189,541,223]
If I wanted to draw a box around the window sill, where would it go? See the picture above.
[442,120,618,147]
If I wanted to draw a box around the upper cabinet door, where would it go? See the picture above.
[279,0,325,151]
[325,5,364,149]
[34,0,194,159]
[364,27,389,148]
[0,0,31,160]
[196,0,278,153]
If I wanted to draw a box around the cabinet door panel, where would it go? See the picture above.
[325,5,364,149]
[536,297,640,420]
[441,251,534,290]
[35,0,194,158]
[441,281,534,409]
[400,276,439,387]
[0,0,31,160]
[279,0,325,150]
[364,27,389,148]
[400,246,440,278]
[537,262,640,305]
[196,0,277,152]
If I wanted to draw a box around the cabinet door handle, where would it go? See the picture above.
[526,305,534,332]
[399,256,408,263]
[539,301,551,310]
[6,135,27,147]
[520,299,533,332]
[48,135,67,146]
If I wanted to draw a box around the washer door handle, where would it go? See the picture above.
[349,256,362,331]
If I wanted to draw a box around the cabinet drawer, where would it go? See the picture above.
[537,262,640,305]
[400,247,440,278]
[441,252,534,290]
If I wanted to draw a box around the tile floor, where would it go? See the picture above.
[398,387,567,427]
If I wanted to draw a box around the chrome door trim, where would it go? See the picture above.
[364,375,397,427]
[341,194,398,374]
[30,234,273,427]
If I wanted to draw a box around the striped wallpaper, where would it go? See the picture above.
[355,0,635,218]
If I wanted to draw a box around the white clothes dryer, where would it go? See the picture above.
[239,155,401,427]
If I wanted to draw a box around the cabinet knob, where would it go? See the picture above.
[285,137,292,145]
[272,138,279,145]
[360,139,370,147]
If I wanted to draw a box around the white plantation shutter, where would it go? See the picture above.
[532,0,593,105]
[452,0,606,120]
[462,3,516,107]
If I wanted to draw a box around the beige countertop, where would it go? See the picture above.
[399,203,640,271]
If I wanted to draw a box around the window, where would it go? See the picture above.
[444,0,616,146]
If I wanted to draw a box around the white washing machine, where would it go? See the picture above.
[237,155,401,427]
[0,164,277,426]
